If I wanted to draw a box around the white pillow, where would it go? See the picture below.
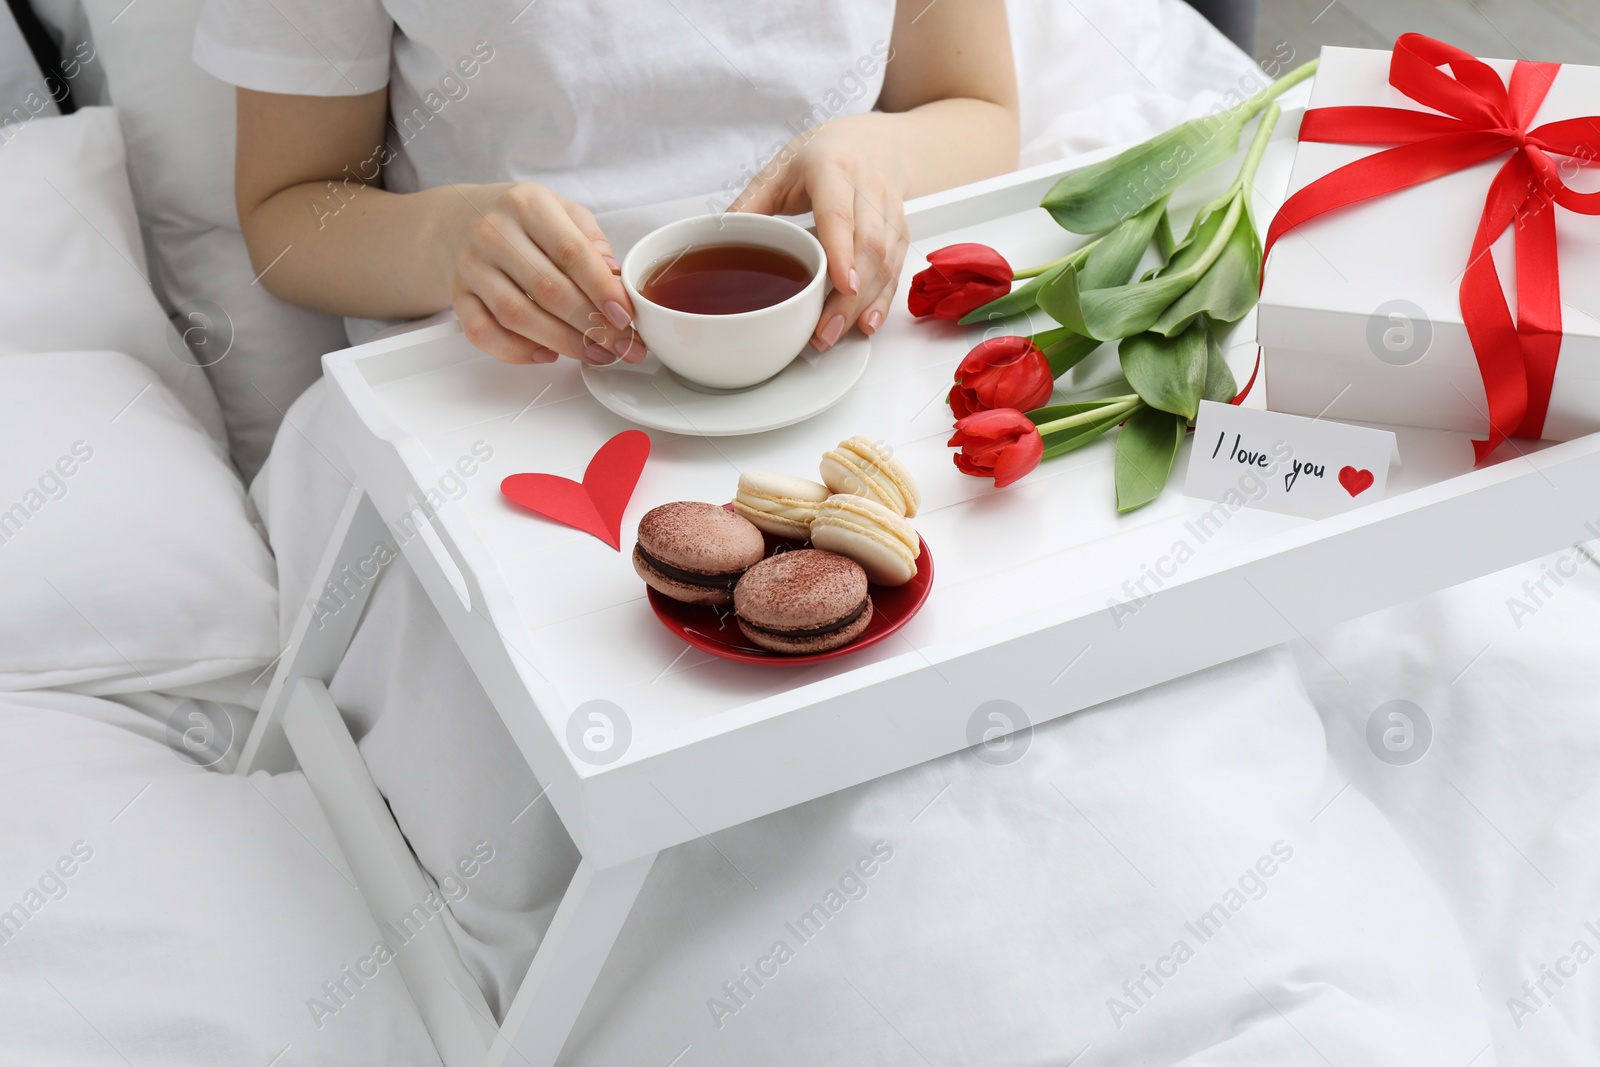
[0,688,442,1066]
[158,224,349,481]
[0,349,277,696]
[26,0,348,479]
[0,106,226,443]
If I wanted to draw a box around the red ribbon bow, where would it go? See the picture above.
[1264,33,1600,461]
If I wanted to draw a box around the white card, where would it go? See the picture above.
[1182,401,1398,520]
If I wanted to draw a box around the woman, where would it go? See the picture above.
[194,0,1021,364]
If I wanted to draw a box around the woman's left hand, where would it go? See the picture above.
[730,114,909,352]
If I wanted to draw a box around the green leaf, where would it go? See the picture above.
[1119,321,1209,420]
[1038,62,1312,237]
[1154,211,1178,267]
[1115,406,1187,513]
[1043,195,1239,342]
[1078,196,1168,291]
[1159,195,1240,274]
[1036,264,1091,335]
[1201,323,1239,405]
[1040,109,1253,233]
[1149,207,1262,336]
[1035,326,1102,377]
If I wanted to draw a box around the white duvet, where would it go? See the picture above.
[1295,551,1600,1066]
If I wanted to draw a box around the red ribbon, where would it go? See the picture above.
[1263,33,1600,461]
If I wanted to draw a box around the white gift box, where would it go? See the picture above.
[1258,46,1600,443]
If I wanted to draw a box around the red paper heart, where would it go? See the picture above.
[1338,466,1375,497]
[500,430,651,550]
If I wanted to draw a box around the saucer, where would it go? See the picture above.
[581,334,869,436]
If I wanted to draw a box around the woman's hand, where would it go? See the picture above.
[730,114,910,352]
[439,183,644,366]
[232,0,1014,365]
[727,0,1020,353]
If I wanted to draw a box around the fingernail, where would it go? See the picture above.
[533,345,559,363]
[615,335,645,363]
[816,314,846,350]
[584,342,617,365]
[603,299,631,328]
[847,268,860,294]
[865,309,883,332]
[603,254,621,273]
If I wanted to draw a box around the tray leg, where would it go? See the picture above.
[484,852,657,1067]
[238,487,389,775]
[285,677,498,1065]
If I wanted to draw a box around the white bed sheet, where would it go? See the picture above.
[1296,548,1600,1066]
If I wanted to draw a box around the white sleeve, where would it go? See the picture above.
[192,0,393,96]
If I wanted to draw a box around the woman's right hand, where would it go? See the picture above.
[442,183,644,366]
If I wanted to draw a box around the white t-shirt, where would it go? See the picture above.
[193,0,897,215]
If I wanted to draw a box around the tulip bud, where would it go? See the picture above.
[949,336,1055,419]
[908,244,1012,321]
[948,408,1044,488]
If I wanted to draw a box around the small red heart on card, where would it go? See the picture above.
[501,430,651,549]
[1338,466,1375,497]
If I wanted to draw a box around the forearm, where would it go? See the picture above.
[862,98,1020,201]
[241,180,502,320]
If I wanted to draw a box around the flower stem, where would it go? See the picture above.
[1234,102,1281,192]
[1237,58,1319,123]
[1013,235,1103,280]
[1033,395,1140,435]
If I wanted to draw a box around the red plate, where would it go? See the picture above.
[646,523,934,666]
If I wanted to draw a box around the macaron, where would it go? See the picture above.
[734,549,873,655]
[633,501,766,606]
[732,471,831,539]
[819,436,920,517]
[809,494,921,586]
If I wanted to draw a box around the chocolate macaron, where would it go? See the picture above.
[734,549,873,654]
[634,502,765,606]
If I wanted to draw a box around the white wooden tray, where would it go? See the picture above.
[323,105,1600,868]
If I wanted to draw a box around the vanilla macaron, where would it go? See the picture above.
[819,436,920,518]
[733,471,830,539]
[809,494,921,586]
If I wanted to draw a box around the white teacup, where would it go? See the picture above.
[620,213,827,391]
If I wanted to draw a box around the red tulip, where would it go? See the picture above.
[908,243,1012,320]
[949,336,1054,419]
[949,408,1044,488]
